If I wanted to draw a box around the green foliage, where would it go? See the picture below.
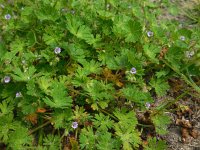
[67,15,101,46]
[43,81,72,108]
[143,44,160,64]
[151,112,171,135]
[121,85,154,106]
[113,14,142,43]
[73,105,90,123]
[8,126,33,150]
[0,113,33,150]
[79,127,96,150]
[150,78,170,97]
[144,137,167,150]
[43,134,60,150]
[0,0,199,149]
[84,80,115,110]
[92,113,114,130]
[79,127,118,150]
[114,110,141,149]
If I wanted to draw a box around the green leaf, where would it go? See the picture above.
[113,15,142,43]
[81,60,102,75]
[43,33,58,46]
[96,130,116,150]
[12,66,36,82]
[8,126,33,150]
[0,43,6,59]
[35,3,59,21]
[144,137,167,150]
[84,80,115,109]
[43,134,60,150]
[150,78,170,97]
[125,20,142,43]
[92,113,114,130]
[67,44,86,63]
[10,38,25,52]
[66,15,101,46]
[52,109,72,129]
[143,44,160,64]
[151,112,171,135]
[114,110,138,129]
[165,46,184,70]
[112,15,129,38]
[37,76,52,94]
[79,127,96,150]
[43,81,72,108]
[73,106,90,123]
[156,70,169,78]
[114,110,141,149]
[0,100,14,116]
[0,114,16,142]
[121,85,153,106]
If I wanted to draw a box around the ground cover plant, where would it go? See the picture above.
[0,0,200,149]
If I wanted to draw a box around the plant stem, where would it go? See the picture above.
[29,120,51,135]
[38,118,44,145]
[99,108,119,121]
[155,90,188,113]
[105,0,108,10]
[162,60,200,94]
[75,129,78,139]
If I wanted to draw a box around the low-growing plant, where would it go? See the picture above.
[0,0,199,149]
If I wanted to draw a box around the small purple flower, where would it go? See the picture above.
[130,67,137,74]
[5,14,11,20]
[72,122,78,129]
[3,76,11,83]
[185,51,194,58]
[145,102,151,109]
[147,31,153,37]
[179,36,185,41]
[16,92,22,98]
[54,47,61,54]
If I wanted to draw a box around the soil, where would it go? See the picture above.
[164,98,200,150]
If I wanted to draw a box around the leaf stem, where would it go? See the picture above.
[29,120,51,135]
[105,0,108,10]
[155,90,188,113]
[99,108,119,121]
